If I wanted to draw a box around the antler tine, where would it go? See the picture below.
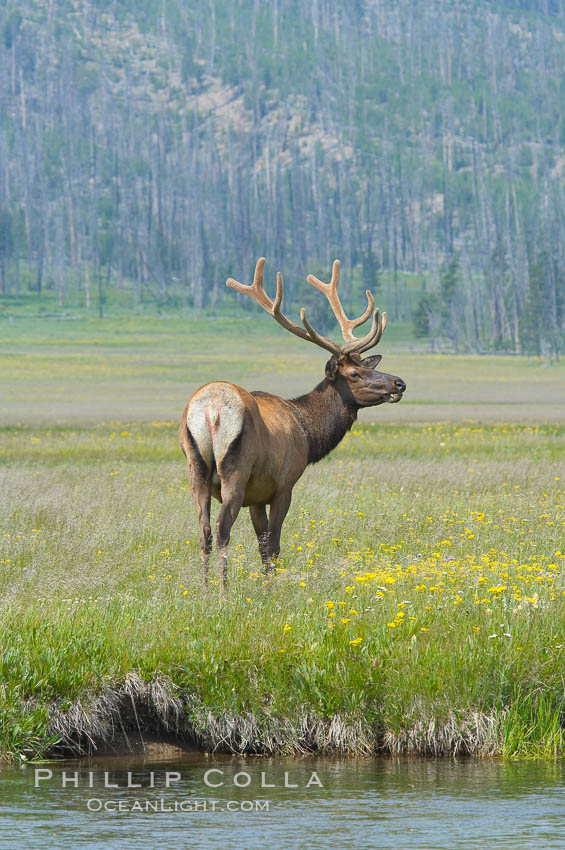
[227,258,340,356]
[341,309,388,355]
[355,308,387,353]
[300,308,342,355]
[273,270,341,355]
[226,257,274,313]
[307,260,375,343]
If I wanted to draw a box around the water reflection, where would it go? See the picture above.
[0,754,563,849]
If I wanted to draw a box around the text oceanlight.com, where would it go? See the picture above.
[86,798,271,813]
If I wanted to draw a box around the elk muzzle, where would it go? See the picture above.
[387,377,406,403]
[360,371,406,405]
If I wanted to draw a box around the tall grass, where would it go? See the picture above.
[0,421,563,759]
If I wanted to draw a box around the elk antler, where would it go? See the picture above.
[226,258,386,357]
[306,260,387,355]
[227,258,342,355]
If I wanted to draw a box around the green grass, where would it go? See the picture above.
[0,317,564,759]
[0,420,563,759]
[1,314,564,424]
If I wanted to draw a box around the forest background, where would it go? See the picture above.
[0,0,564,356]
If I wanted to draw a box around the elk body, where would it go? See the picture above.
[179,259,406,591]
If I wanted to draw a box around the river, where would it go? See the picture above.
[0,753,563,848]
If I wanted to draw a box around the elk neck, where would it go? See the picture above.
[290,378,358,465]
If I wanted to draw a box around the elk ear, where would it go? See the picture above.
[325,356,340,381]
[362,354,382,369]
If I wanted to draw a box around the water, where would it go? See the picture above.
[0,753,563,849]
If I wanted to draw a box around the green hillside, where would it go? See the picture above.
[0,0,564,353]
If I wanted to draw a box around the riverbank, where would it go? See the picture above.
[35,670,509,759]
[1,421,563,761]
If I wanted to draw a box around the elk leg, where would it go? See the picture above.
[216,482,246,594]
[197,494,212,587]
[190,478,212,588]
[266,490,292,565]
[184,430,214,588]
[249,504,269,568]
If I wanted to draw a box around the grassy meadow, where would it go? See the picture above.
[0,315,564,759]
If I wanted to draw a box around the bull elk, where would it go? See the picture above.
[179,258,406,591]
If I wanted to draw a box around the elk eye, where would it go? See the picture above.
[350,371,360,379]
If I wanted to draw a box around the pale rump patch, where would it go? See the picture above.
[186,383,245,468]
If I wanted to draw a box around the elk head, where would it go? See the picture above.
[227,258,406,410]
